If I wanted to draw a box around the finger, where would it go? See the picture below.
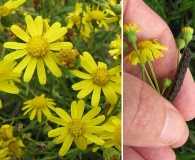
[133,146,176,160]
[170,116,189,148]
[123,72,188,147]
[123,146,145,160]
[123,0,195,120]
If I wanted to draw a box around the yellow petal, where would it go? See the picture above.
[43,22,61,40]
[26,15,37,37]
[43,52,62,77]
[70,70,91,79]
[37,58,46,85]
[4,42,26,50]
[3,49,27,60]
[47,27,67,43]
[83,132,104,145]
[82,107,101,122]
[35,16,43,36]
[11,25,30,42]
[91,85,101,107]
[49,42,73,51]
[81,52,97,73]
[48,127,67,137]
[59,135,73,156]
[23,57,37,82]
[55,108,71,122]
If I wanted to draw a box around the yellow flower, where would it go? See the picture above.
[124,21,141,44]
[83,5,110,30]
[0,59,21,94]
[70,52,121,107]
[22,94,56,123]
[3,15,73,85]
[0,138,25,158]
[0,125,13,140]
[0,0,26,17]
[48,100,105,156]
[124,40,168,65]
[66,3,83,29]
[99,114,121,151]
[109,34,121,60]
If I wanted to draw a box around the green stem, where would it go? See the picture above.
[147,60,160,93]
[132,43,156,90]
[58,77,73,102]
[40,0,46,18]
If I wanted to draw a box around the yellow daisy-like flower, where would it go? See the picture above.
[109,34,121,60]
[0,59,21,94]
[48,100,105,156]
[124,40,168,65]
[0,138,25,158]
[22,94,56,123]
[83,5,110,31]
[0,0,26,18]
[3,15,73,85]
[70,52,121,107]
[66,2,83,29]
[99,114,121,151]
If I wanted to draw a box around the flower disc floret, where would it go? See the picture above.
[26,36,49,58]
[68,119,85,137]
[91,68,110,86]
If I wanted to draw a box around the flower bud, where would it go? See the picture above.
[103,147,120,160]
[163,78,172,89]
[177,39,185,51]
[181,26,194,44]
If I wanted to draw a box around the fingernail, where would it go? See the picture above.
[159,108,185,145]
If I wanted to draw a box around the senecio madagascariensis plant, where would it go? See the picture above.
[3,15,73,85]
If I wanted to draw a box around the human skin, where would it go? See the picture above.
[123,0,195,160]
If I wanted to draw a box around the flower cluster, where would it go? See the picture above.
[0,0,121,159]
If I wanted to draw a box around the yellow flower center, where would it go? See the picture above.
[91,11,105,21]
[8,141,19,153]
[56,48,80,68]
[68,119,85,137]
[71,15,81,23]
[26,36,49,58]
[0,6,10,17]
[137,40,152,49]
[91,68,110,86]
[31,96,47,109]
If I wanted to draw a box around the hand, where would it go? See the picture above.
[123,0,195,160]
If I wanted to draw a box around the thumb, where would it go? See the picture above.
[123,72,188,147]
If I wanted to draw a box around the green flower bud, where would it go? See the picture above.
[43,124,52,135]
[163,78,172,89]
[103,147,120,160]
[181,26,194,44]
[177,39,185,51]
